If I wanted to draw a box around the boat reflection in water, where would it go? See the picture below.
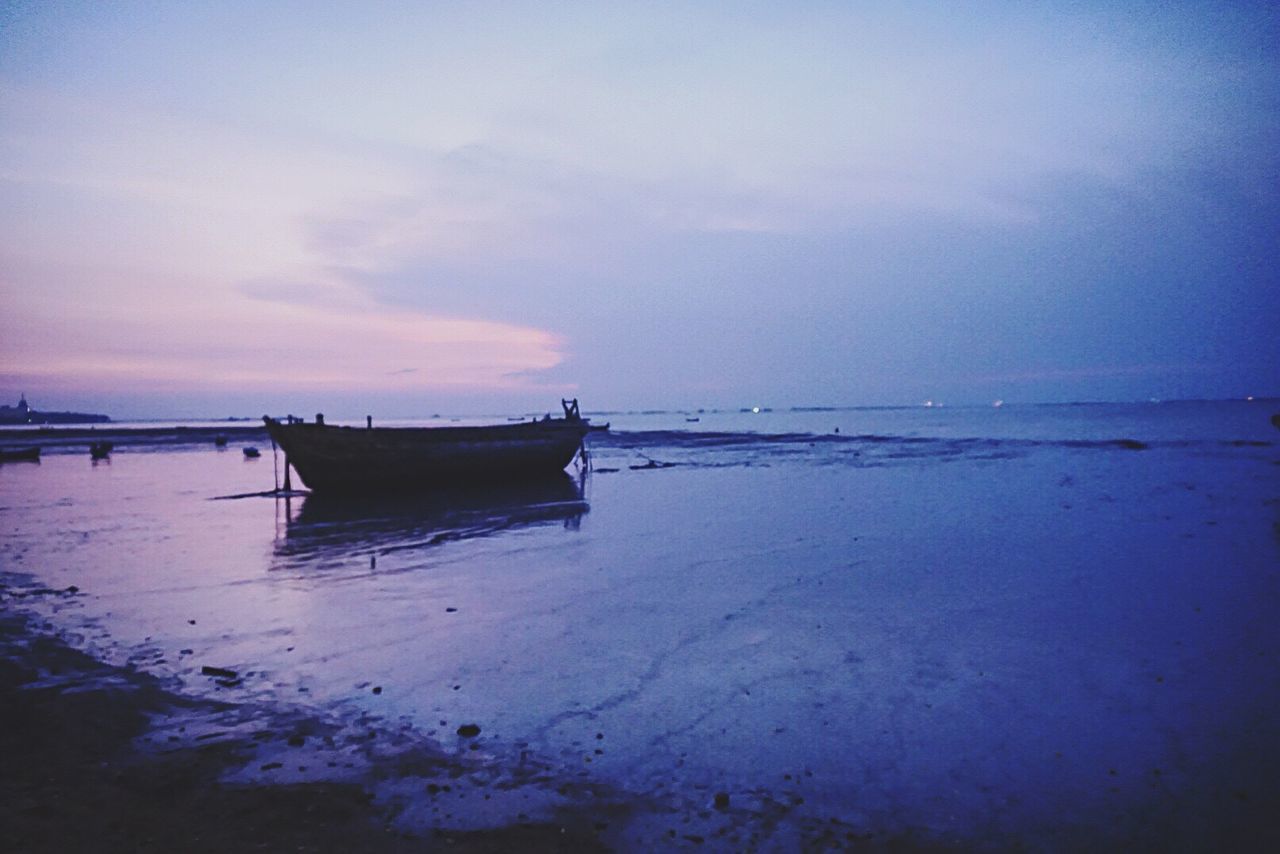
[273,472,588,566]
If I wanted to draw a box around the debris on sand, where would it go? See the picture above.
[200,665,238,680]
[629,458,676,470]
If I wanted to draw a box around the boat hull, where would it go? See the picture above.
[263,417,589,492]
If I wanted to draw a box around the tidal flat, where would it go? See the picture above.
[2,402,1278,850]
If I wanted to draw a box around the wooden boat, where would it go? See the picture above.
[0,446,41,463]
[263,399,591,493]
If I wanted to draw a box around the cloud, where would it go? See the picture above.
[2,3,1276,413]
[237,278,357,310]
[2,257,567,396]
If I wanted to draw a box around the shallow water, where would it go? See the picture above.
[2,400,1278,847]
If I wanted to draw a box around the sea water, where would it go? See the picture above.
[2,400,1277,848]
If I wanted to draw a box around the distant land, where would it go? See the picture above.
[0,394,109,425]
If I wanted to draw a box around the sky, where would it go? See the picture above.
[1,1,1277,418]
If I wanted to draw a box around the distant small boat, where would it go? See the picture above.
[0,446,40,463]
[243,446,262,458]
[685,417,700,422]
[263,399,591,493]
[89,441,113,460]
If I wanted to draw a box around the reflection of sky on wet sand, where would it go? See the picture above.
[1,422,1277,845]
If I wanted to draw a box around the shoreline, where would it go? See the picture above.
[0,425,268,452]
[0,591,611,852]
[0,584,948,851]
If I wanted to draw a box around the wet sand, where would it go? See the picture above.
[3,403,1279,850]
[1,591,902,851]
[0,600,607,853]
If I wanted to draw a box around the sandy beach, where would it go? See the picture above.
[0,600,613,852]
[0,580,882,851]
[2,402,1278,850]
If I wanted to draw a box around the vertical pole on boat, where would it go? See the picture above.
[270,434,280,493]
[283,456,292,492]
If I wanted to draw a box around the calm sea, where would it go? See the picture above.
[2,399,1277,847]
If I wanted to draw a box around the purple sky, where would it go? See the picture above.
[2,1,1277,418]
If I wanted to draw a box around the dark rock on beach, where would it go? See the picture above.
[200,665,238,680]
